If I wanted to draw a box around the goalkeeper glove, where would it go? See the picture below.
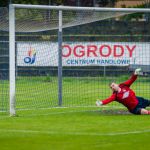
[96,100,103,106]
[134,68,141,75]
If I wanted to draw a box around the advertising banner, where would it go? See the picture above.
[17,42,150,66]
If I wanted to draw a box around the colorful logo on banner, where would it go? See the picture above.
[24,47,36,64]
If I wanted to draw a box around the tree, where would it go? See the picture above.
[0,1,9,7]
[64,0,76,6]
[80,0,93,6]
[97,0,109,6]
[0,0,41,7]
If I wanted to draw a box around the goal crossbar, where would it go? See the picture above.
[12,4,150,12]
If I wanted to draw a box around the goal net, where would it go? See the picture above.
[0,8,9,115]
[1,4,150,116]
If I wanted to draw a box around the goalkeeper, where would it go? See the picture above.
[96,68,150,115]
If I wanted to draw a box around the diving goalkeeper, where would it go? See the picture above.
[96,68,150,115]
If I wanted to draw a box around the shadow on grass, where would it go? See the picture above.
[91,109,131,115]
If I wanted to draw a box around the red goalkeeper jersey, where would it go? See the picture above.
[101,74,138,111]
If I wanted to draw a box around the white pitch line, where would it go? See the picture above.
[0,129,150,136]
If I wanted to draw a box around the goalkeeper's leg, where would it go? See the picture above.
[140,108,150,115]
[130,107,150,115]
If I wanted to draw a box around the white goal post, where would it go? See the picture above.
[9,4,150,116]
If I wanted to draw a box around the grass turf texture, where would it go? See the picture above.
[0,75,150,149]
[0,75,150,112]
[0,108,150,150]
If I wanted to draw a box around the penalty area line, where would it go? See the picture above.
[0,129,150,136]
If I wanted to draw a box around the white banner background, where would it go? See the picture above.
[17,42,150,66]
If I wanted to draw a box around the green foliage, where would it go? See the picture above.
[0,0,65,7]
[120,3,147,21]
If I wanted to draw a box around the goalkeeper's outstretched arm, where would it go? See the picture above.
[96,94,116,106]
[134,68,141,75]
[120,68,141,87]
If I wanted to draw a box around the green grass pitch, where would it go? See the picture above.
[0,108,150,150]
[0,76,150,150]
